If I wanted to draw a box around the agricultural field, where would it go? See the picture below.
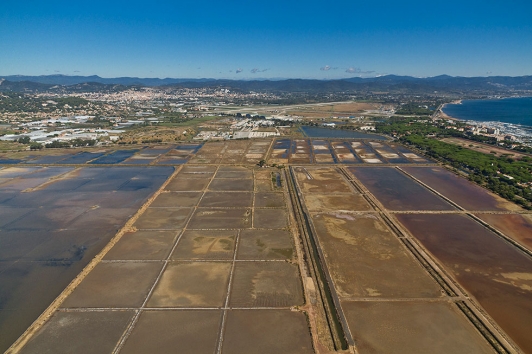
[285,101,380,119]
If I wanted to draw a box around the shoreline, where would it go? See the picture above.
[439,103,461,121]
[441,97,532,128]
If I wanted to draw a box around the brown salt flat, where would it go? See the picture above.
[150,191,203,207]
[120,310,222,354]
[311,212,442,298]
[402,166,522,211]
[237,230,294,260]
[104,230,178,260]
[222,310,313,354]
[229,262,303,307]
[133,208,192,229]
[147,262,231,307]
[171,230,236,260]
[199,192,253,208]
[475,213,532,251]
[61,262,163,308]
[19,311,134,354]
[188,208,252,229]
[253,209,288,229]
[349,167,455,211]
[396,213,532,353]
[342,301,494,354]
[254,192,285,208]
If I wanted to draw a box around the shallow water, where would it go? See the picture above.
[349,167,455,210]
[0,166,173,351]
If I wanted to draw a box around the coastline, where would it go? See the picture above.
[439,103,461,121]
[439,98,532,143]
[442,96,532,127]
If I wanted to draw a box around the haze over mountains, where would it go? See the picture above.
[1,74,531,94]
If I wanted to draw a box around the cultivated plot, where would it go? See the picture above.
[19,161,309,353]
[254,192,285,208]
[303,193,372,212]
[253,208,288,229]
[189,142,226,164]
[165,177,210,191]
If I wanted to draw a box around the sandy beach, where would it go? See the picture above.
[439,102,461,121]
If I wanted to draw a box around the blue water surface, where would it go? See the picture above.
[443,97,532,127]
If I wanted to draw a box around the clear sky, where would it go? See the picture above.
[1,0,531,79]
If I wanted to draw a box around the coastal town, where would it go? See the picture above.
[1,87,530,155]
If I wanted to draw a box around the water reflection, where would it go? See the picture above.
[0,166,173,351]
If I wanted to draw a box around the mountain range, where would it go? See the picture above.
[1,74,531,94]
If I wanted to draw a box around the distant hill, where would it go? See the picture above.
[1,74,531,94]
[0,79,54,92]
[1,75,216,86]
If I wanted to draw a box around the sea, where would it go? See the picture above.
[442,97,532,127]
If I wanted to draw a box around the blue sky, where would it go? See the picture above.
[1,0,531,79]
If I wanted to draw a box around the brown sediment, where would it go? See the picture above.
[475,213,532,251]
[237,229,294,260]
[349,167,455,211]
[342,301,494,354]
[147,262,232,307]
[171,230,237,260]
[310,212,443,299]
[229,262,304,307]
[401,166,523,211]
[199,191,253,207]
[253,208,288,229]
[222,310,314,354]
[6,166,180,354]
[293,166,353,194]
[104,230,178,260]
[396,213,532,353]
[119,310,222,354]
[187,208,252,229]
